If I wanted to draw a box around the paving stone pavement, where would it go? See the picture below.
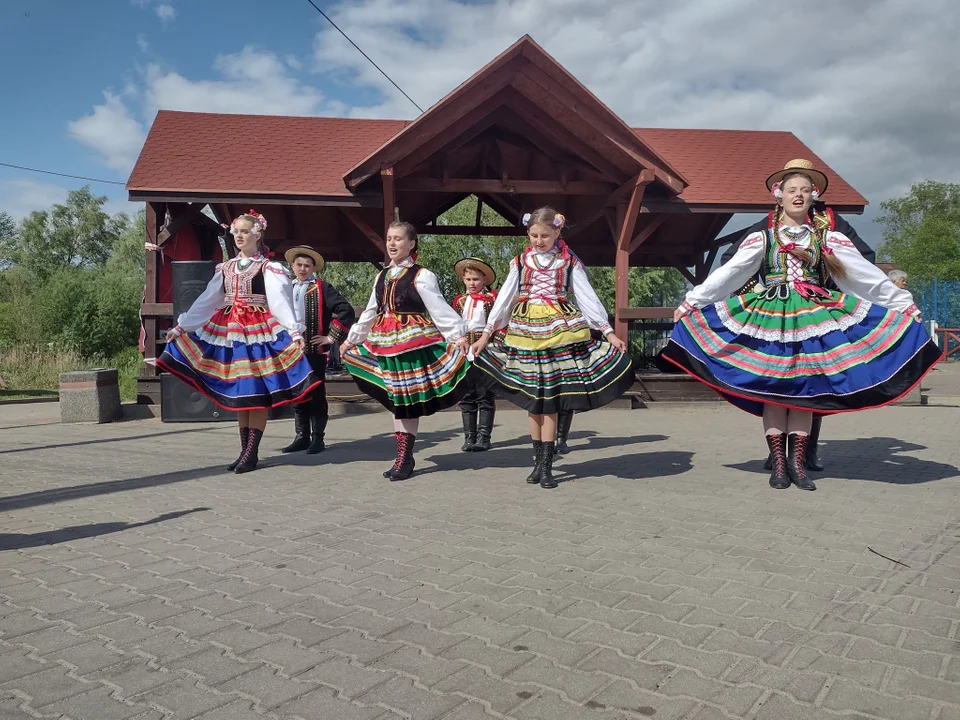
[1,400,959,720]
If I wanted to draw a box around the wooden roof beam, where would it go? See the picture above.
[340,207,386,255]
[628,214,667,254]
[399,178,616,194]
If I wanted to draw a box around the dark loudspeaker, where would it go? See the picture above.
[160,374,233,423]
[172,261,216,318]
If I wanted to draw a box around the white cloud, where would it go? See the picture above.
[131,0,176,23]
[309,0,960,240]
[155,3,176,22]
[0,179,135,221]
[68,47,343,176]
[67,92,148,173]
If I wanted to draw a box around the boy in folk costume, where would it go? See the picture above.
[282,245,356,455]
[453,258,499,451]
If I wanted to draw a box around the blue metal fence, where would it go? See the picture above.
[915,279,960,329]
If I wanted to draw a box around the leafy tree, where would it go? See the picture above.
[877,181,960,282]
[6,186,126,281]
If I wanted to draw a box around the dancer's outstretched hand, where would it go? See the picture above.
[606,332,627,353]
[164,329,177,343]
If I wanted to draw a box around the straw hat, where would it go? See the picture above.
[284,245,325,271]
[765,159,829,196]
[454,257,496,287]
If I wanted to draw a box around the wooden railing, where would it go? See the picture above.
[935,328,960,360]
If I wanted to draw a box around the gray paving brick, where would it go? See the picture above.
[130,676,231,719]
[0,665,93,707]
[39,686,150,720]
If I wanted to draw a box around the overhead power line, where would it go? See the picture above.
[0,161,126,186]
[305,0,425,114]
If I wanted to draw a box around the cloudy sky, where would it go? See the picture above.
[2,0,957,247]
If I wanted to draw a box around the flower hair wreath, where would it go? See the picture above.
[771,182,820,202]
[230,209,268,237]
[521,212,566,228]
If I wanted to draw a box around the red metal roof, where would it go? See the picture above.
[635,128,867,207]
[127,111,409,196]
[128,112,866,208]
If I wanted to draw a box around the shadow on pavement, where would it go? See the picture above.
[0,508,210,550]
[0,426,224,455]
[0,466,227,512]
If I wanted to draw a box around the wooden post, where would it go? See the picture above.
[612,171,653,343]
[614,202,630,343]
[381,167,396,263]
[141,202,160,382]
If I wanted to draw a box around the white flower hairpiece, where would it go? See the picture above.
[811,186,821,201]
[771,182,783,200]
[521,212,566,228]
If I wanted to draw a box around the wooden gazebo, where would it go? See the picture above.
[127,35,867,404]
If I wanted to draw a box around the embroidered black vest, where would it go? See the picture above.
[375,266,427,315]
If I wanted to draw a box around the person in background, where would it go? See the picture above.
[888,269,908,289]
[452,258,499,452]
[282,245,355,455]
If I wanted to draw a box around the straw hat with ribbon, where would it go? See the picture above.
[765,159,829,198]
[284,245,325,271]
[454,257,496,287]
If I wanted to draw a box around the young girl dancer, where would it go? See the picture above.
[663,159,941,491]
[471,207,635,489]
[158,211,318,474]
[341,221,470,480]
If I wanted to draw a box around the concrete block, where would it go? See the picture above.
[59,368,122,423]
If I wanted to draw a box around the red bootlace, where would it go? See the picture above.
[770,435,787,475]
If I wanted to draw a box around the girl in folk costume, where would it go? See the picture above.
[453,258,499,452]
[341,221,470,481]
[471,207,635,489]
[282,245,356,455]
[159,211,319,474]
[663,160,941,492]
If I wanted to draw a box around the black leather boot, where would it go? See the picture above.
[555,411,573,455]
[460,410,478,452]
[387,432,416,481]
[234,428,263,474]
[281,404,310,453]
[787,433,816,490]
[805,416,824,471]
[539,441,557,489]
[474,407,494,451]
[766,433,790,489]
[306,410,327,454]
[227,426,249,471]
[526,440,543,484]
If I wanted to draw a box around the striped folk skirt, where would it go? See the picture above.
[661,287,942,416]
[158,304,319,411]
[473,302,635,414]
[344,315,468,418]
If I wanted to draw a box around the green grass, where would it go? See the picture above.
[0,345,143,402]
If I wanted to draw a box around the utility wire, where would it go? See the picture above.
[0,161,126,186]
[305,0,425,114]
